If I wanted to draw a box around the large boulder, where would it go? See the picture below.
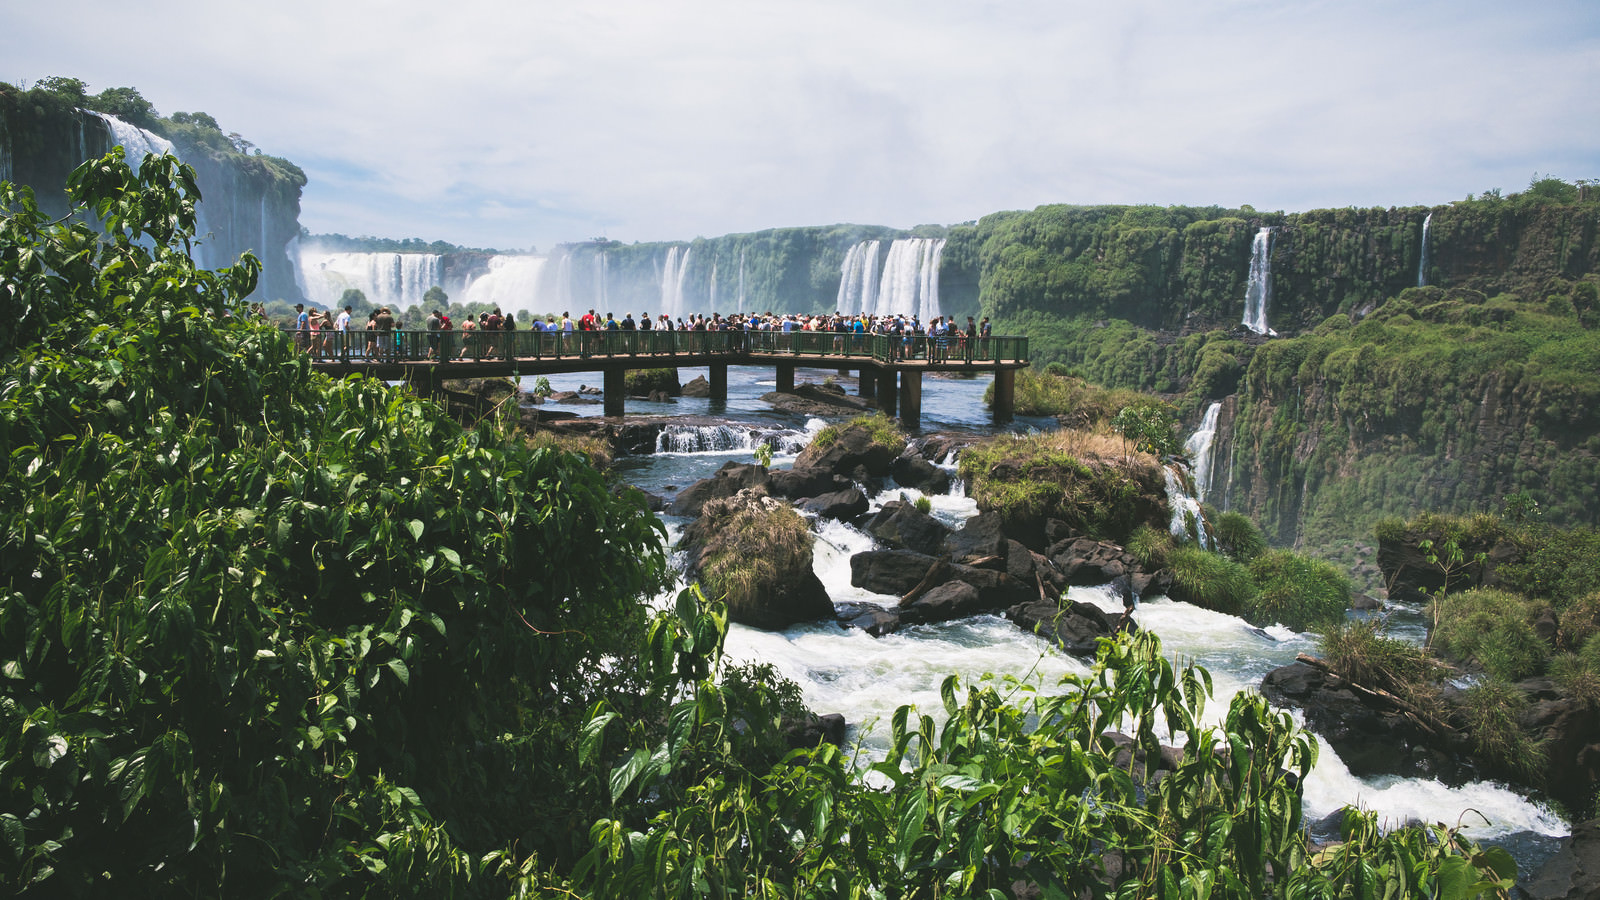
[1524,818,1600,900]
[892,454,951,495]
[900,581,986,625]
[797,487,870,522]
[1261,659,1469,782]
[679,489,833,630]
[1007,597,1133,657]
[865,500,953,557]
[668,461,771,517]
[849,550,1036,612]
[943,512,1010,566]
[1048,538,1137,586]
[767,465,849,501]
[795,421,900,482]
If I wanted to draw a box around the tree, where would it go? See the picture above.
[34,75,87,101]
[0,149,670,895]
[89,86,159,128]
[339,287,369,312]
[169,110,221,132]
[422,285,449,308]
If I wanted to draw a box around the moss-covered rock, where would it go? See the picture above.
[679,489,832,630]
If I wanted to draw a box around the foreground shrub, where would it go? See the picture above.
[1247,550,1351,632]
[1319,619,1443,698]
[1457,681,1547,780]
[1126,524,1174,570]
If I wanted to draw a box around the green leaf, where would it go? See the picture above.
[405,519,424,542]
[384,658,409,686]
[610,748,649,803]
[580,711,617,766]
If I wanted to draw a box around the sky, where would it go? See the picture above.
[5,0,1599,252]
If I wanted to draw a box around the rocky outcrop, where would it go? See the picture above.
[1525,818,1600,900]
[794,422,899,484]
[1376,525,1522,603]
[668,461,771,517]
[678,489,832,630]
[865,501,952,557]
[761,382,876,417]
[1260,656,1468,783]
[1008,597,1135,656]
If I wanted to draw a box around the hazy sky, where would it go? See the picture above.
[6,0,1598,251]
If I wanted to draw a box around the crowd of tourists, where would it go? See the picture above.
[290,302,996,364]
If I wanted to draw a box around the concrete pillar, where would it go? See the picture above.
[603,367,626,418]
[709,363,728,401]
[992,368,1015,425]
[858,368,876,398]
[776,362,795,393]
[876,369,898,417]
[898,369,922,430]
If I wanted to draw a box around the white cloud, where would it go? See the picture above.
[5,0,1597,249]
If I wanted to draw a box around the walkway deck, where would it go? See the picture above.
[304,330,1029,426]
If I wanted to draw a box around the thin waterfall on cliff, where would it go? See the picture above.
[660,246,692,320]
[737,249,747,313]
[1417,212,1433,287]
[1184,402,1223,504]
[1241,227,1276,336]
[708,260,719,312]
[836,240,882,315]
[0,118,12,185]
[876,237,945,321]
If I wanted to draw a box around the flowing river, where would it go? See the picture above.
[518,363,1569,873]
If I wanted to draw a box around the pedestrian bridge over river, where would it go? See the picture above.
[306,330,1029,428]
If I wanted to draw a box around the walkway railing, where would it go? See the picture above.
[298,329,1028,366]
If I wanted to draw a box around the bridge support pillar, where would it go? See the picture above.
[898,370,922,430]
[876,370,898,417]
[604,368,626,418]
[858,368,876,399]
[992,368,1015,425]
[776,363,795,393]
[709,364,728,401]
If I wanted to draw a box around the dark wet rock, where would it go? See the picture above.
[548,390,603,405]
[1377,526,1521,603]
[837,602,904,637]
[794,422,899,481]
[943,512,1009,566]
[1007,597,1133,656]
[865,500,953,557]
[1349,592,1384,611]
[797,487,870,522]
[681,375,712,397]
[668,461,772,517]
[762,383,876,416]
[1048,538,1137,586]
[768,465,850,501]
[783,712,848,750]
[1524,818,1600,900]
[849,550,1036,613]
[1261,659,1468,783]
[892,454,951,494]
[900,581,986,625]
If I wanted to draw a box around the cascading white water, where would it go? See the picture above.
[835,240,883,315]
[89,111,174,166]
[298,250,444,310]
[1241,227,1276,336]
[1418,212,1433,287]
[660,246,692,320]
[593,250,608,309]
[654,423,816,455]
[463,255,546,318]
[1184,402,1223,504]
[876,238,945,321]
[1163,465,1210,548]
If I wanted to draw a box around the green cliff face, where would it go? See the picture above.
[0,82,307,303]
[969,192,1600,549]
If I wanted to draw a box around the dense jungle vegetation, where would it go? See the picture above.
[0,152,1520,897]
[964,182,1600,550]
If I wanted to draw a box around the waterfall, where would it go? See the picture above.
[1184,402,1223,504]
[593,250,608,309]
[463,256,547,317]
[1241,227,1276,336]
[655,423,817,455]
[89,111,175,165]
[660,246,692,320]
[1417,212,1432,287]
[737,249,747,313]
[1163,465,1211,549]
[835,240,882,315]
[297,250,443,310]
[875,237,945,321]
